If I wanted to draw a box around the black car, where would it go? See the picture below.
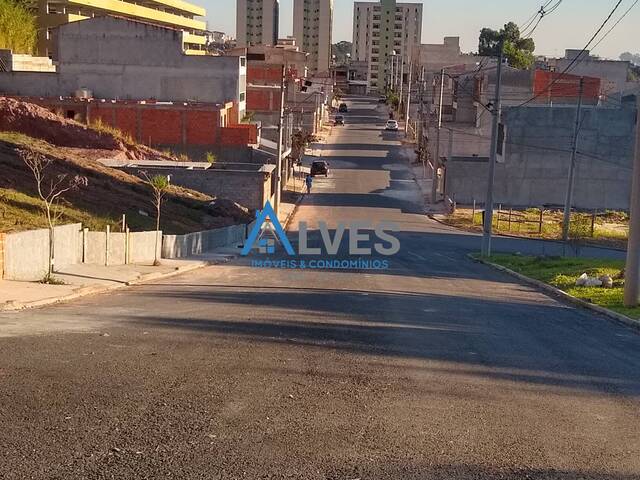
[311,160,329,177]
[334,115,345,126]
[338,103,348,113]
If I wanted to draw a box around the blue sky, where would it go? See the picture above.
[204,0,639,59]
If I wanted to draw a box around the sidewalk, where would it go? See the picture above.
[0,259,211,312]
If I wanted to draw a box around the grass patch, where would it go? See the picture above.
[446,207,628,249]
[0,188,119,233]
[482,254,640,319]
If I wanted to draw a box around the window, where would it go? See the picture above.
[239,92,246,102]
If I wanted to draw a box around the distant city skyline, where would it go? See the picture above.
[204,0,639,60]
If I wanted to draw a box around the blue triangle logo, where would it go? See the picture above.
[241,201,295,256]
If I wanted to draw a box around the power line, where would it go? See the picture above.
[591,0,639,51]
[521,0,563,38]
[515,0,625,108]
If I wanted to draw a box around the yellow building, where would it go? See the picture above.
[37,0,208,58]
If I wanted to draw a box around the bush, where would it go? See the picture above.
[569,214,592,240]
[0,0,36,54]
[206,152,216,164]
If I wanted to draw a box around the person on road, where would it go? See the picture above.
[305,174,313,194]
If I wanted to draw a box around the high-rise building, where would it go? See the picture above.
[36,0,208,59]
[236,0,280,47]
[352,0,422,93]
[293,0,333,74]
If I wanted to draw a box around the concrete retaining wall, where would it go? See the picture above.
[3,223,82,281]
[162,224,246,259]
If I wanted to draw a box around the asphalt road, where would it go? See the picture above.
[1,97,639,479]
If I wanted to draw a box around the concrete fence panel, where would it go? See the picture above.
[3,223,82,281]
[84,231,107,265]
[108,232,126,265]
[130,231,162,264]
[162,224,247,259]
[54,223,83,266]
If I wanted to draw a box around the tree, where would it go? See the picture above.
[291,130,318,163]
[0,0,37,54]
[332,41,352,65]
[620,52,640,65]
[141,172,170,266]
[479,22,535,69]
[20,149,87,282]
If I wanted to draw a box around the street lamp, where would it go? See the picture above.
[389,50,397,93]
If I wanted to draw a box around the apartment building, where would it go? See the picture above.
[36,0,208,59]
[292,0,333,74]
[352,0,422,93]
[236,0,280,47]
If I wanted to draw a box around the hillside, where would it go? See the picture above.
[0,98,252,234]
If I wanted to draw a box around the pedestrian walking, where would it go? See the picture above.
[305,174,313,194]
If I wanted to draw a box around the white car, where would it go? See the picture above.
[385,119,399,131]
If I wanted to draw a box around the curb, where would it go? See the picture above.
[0,261,208,313]
[468,253,640,332]
[283,192,304,232]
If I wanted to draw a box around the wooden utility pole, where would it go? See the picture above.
[481,40,505,257]
[624,94,640,307]
[562,77,585,241]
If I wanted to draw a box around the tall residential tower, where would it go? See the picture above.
[293,0,334,74]
[352,0,422,93]
[236,0,280,47]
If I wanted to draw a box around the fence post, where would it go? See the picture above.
[497,204,502,230]
[82,227,88,263]
[508,207,512,232]
[591,210,597,238]
[125,227,130,265]
[472,199,476,225]
[539,208,544,234]
[105,225,110,266]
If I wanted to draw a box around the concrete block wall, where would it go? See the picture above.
[122,167,272,210]
[445,104,637,210]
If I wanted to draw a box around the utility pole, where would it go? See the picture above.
[390,55,394,92]
[399,59,405,110]
[480,40,505,257]
[405,60,413,135]
[418,66,426,178]
[624,94,640,307]
[274,64,286,216]
[562,77,585,241]
[431,68,445,204]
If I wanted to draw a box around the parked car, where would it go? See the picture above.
[338,103,348,113]
[334,115,345,126]
[311,160,329,177]
[385,119,399,131]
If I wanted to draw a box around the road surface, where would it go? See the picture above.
[0,97,639,479]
